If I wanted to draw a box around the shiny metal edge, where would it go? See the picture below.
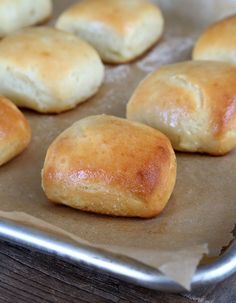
[0,218,235,293]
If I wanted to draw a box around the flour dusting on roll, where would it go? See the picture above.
[0,27,104,113]
[0,0,52,38]
[56,0,164,64]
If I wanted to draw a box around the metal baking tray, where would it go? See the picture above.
[0,0,236,293]
[0,219,235,292]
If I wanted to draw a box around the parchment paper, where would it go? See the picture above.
[0,0,236,290]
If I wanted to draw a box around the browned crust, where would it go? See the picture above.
[0,96,31,165]
[193,14,236,60]
[127,61,236,155]
[42,115,176,218]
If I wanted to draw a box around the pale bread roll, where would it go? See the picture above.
[127,61,236,155]
[0,0,52,37]
[0,96,31,166]
[0,27,104,113]
[56,0,164,64]
[42,115,176,218]
[193,15,236,64]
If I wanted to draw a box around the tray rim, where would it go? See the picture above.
[0,218,235,293]
[1,0,236,294]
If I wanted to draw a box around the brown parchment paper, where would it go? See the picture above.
[0,0,236,290]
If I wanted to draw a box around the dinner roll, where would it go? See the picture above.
[127,61,236,155]
[0,27,104,113]
[56,0,164,64]
[0,96,31,166]
[193,15,236,64]
[0,0,52,38]
[42,115,176,218]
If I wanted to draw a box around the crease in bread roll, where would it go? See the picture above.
[127,60,236,155]
[0,27,104,113]
[0,96,31,166]
[0,0,52,38]
[56,0,164,64]
[193,15,236,64]
[42,115,176,218]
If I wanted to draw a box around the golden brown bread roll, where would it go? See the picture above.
[127,61,236,155]
[56,0,164,64]
[42,115,176,218]
[0,27,104,113]
[0,96,31,166]
[193,15,236,64]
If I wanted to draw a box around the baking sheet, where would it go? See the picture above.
[0,0,236,290]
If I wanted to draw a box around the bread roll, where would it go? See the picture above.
[193,15,236,64]
[0,96,31,166]
[56,0,164,64]
[127,61,236,155]
[0,0,52,38]
[42,115,176,218]
[0,27,104,113]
